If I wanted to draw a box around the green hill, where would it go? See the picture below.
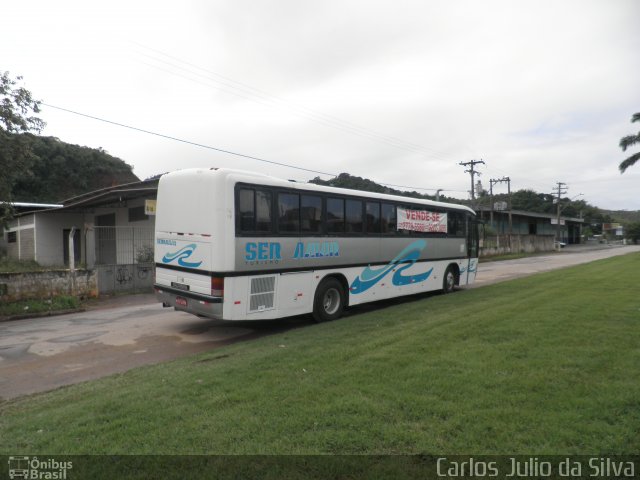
[10,134,139,203]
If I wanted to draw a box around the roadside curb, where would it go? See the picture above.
[0,308,86,323]
[0,293,157,323]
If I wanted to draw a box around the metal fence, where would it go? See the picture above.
[91,226,155,295]
[93,226,155,265]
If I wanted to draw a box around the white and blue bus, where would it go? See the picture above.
[154,168,479,322]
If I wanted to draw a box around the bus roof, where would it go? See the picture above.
[162,167,476,215]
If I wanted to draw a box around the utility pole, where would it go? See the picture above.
[489,176,511,233]
[506,176,512,236]
[489,179,498,228]
[459,159,485,208]
[554,182,568,245]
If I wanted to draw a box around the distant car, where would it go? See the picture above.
[554,241,566,249]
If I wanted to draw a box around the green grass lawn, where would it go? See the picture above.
[1,254,639,455]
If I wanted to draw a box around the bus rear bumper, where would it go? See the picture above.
[154,284,223,320]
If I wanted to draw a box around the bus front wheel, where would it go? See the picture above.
[312,277,345,322]
[442,266,457,294]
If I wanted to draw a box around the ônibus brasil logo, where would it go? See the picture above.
[8,456,72,479]
[161,243,203,268]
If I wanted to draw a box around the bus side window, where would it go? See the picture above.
[381,203,396,234]
[396,204,411,236]
[447,211,465,237]
[239,188,272,234]
[346,199,363,233]
[327,197,345,234]
[278,192,300,233]
[239,188,255,232]
[255,190,272,233]
[301,194,323,234]
[366,201,381,234]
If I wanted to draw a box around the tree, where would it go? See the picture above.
[0,71,45,224]
[625,222,640,244]
[619,112,640,173]
[11,135,138,202]
[510,189,553,213]
[309,173,441,201]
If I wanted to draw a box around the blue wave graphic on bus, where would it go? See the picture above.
[162,244,203,268]
[460,260,477,274]
[350,240,433,294]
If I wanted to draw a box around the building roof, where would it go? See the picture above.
[475,206,584,223]
[59,179,158,211]
[8,178,159,216]
[0,201,64,214]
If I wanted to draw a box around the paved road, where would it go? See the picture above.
[1,244,638,399]
[471,244,640,288]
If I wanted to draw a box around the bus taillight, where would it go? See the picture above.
[211,277,224,297]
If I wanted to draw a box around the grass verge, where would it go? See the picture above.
[0,258,66,273]
[480,251,556,262]
[0,295,80,317]
[1,254,639,455]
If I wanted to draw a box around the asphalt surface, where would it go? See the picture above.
[1,243,638,400]
[472,243,640,288]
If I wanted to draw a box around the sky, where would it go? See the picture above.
[3,0,640,210]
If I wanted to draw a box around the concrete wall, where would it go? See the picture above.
[95,263,155,295]
[481,234,555,256]
[34,212,86,266]
[0,269,98,303]
[20,228,35,261]
[5,215,36,261]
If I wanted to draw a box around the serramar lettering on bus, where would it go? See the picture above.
[245,242,281,263]
[156,239,177,246]
[293,241,339,259]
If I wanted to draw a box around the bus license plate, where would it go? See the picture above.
[175,296,187,307]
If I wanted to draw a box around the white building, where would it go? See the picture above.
[4,179,158,268]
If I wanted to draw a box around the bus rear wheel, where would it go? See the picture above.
[312,277,345,322]
[442,266,457,294]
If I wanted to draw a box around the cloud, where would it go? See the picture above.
[4,0,640,209]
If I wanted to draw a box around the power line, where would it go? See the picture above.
[43,102,465,195]
[132,43,457,161]
[42,103,336,177]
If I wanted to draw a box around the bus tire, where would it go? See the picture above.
[312,277,345,322]
[442,265,457,294]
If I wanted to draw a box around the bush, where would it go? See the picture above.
[625,222,640,244]
[0,257,43,273]
[135,245,154,263]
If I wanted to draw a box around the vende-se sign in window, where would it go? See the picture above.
[397,207,448,233]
